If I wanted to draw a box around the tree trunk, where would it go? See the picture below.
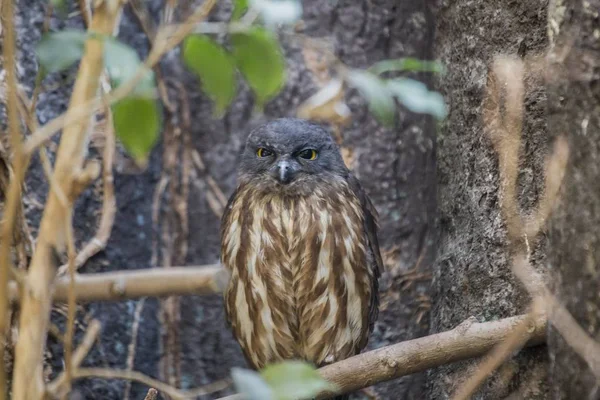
[430,0,551,398]
[546,0,600,398]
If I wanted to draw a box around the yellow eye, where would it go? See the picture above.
[257,148,273,158]
[298,149,317,160]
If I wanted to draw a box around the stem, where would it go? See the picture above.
[11,2,126,398]
[0,0,28,398]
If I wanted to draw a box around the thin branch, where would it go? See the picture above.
[144,388,159,400]
[313,314,546,399]
[57,82,117,275]
[22,0,218,155]
[451,299,544,400]
[11,1,126,397]
[216,315,547,400]
[485,55,600,381]
[512,255,600,378]
[63,207,78,398]
[46,320,102,399]
[71,368,230,400]
[123,298,146,400]
[524,135,570,238]
[483,56,525,244]
[8,265,227,303]
[0,0,28,397]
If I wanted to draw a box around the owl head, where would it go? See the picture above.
[237,118,348,195]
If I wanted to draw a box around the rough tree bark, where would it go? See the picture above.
[546,0,600,399]
[431,0,551,399]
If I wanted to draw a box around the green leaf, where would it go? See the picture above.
[261,361,336,400]
[102,37,155,97]
[250,0,302,26]
[232,0,249,20]
[387,78,447,119]
[232,368,274,400]
[231,27,286,108]
[346,70,396,126]
[51,0,69,17]
[35,30,87,73]
[112,97,161,165]
[183,35,236,116]
[369,58,445,75]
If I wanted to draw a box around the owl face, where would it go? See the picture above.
[237,118,348,194]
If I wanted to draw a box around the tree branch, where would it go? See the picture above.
[71,368,229,400]
[216,315,547,400]
[46,320,102,399]
[11,1,126,398]
[0,0,27,397]
[8,265,227,303]
[315,315,546,399]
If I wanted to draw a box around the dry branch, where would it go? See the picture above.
[11,1,125,398]
[143,388,159,400]
[58,81,117,275]
[0,0,27,397]
[123,298,146,400]
[217,315,546,400]
[71,368,229,400]
[451,300,544,400]
[484,54,600,385]
[512,255,600,378]
[23,0,218,155]
[8,265,227,303]
[314,315,546,398]
[46,320,101,399]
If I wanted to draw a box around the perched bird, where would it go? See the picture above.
[220,118,382,399]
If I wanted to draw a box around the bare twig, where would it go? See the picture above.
[23,0,218,155]
[512,255,600,379]
[62,207,78,398]
[484,54,600,385]
[46,320,102,399]
[9,265,228,303]
[524,135,570,238]
[11,1,126,397]
[144,388,159,400]
[123,298,146,400]
[72,368,230,400]
[314,315,546,399]
[129,0,174,112]
[0,0,28,397]
[451,299,544,400]
[483,55,525,244]
[29,1,54,114]
[217,315,547,400]
[57,89,117,275]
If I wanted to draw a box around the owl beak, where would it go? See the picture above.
[276,160,294,184]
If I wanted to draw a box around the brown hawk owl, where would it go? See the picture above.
[221,118,382,399]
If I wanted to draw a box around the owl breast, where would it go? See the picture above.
[221,180,375,370]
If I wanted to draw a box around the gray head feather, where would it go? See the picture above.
[237,118,349,194]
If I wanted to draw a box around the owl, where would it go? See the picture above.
[220,118,382,399]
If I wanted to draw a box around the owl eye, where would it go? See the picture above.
[298,149,318,160]
[256,148,273,158]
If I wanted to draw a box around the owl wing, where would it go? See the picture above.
[219,186,241,330]
[219,187,238,243]
[347,174,383,334]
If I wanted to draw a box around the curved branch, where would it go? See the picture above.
[315,314,546,399]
